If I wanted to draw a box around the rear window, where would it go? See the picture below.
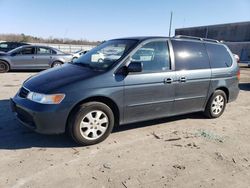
[205,43,232,68]
[171,40,210,70]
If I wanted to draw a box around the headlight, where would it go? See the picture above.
[27,92,65,104]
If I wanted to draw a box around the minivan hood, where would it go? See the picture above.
[23,63,101,93]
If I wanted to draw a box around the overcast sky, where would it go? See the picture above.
[0,0,250,41]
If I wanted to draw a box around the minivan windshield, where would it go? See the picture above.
[74,39,138,70]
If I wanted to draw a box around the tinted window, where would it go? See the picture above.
[19,47,35,55]
[37,47,51,54]
[172,40,210,70]
[131,41,170,72]
[205,43,232,68]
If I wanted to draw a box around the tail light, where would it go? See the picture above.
[237,69,240,80]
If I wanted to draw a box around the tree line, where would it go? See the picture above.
[0,33,100,45]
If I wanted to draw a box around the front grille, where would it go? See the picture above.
[19,87,29,98]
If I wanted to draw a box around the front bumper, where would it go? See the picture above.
[10,94,70,134]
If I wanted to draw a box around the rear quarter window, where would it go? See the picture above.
[171,40,210,70]
[205,43,232,68]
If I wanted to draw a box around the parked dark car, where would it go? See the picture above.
[11,36,240,145]
[0,42,28,52]
[0,45,73,72]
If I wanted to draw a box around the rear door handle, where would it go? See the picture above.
[179,76,186,82]
[164,78,173,84]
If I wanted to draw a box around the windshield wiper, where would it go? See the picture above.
[73,62,104,71]
[73,62,93,68]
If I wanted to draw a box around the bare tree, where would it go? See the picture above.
[0,33,100,45]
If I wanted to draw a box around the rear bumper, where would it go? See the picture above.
[10,95,69,134]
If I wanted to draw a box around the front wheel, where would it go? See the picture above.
[204,90,227,118]
[72,57,78,62]
[52,61,63,67]
[0,61,10,73]
[98,58,104,63]
[68,102,115,145]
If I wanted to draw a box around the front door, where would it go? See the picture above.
[10,46,36,69]
[123,40,175,124]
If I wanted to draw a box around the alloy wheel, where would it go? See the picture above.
[211,95,225,115]
[79,110,109,140]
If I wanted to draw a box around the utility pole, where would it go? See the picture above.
[169,11,173,37]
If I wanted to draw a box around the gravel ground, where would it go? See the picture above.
[0,65,250,188]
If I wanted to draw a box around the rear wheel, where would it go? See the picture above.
[0,61,10,73]
[52,61,63,67]
[68,102,114,145]
[72,57,78,62]
[204,90,227,118]
[98,58,104,63]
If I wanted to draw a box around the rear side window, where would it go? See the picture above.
[171,40,210,70]
[205,43,232,68]
[37,47,52,55]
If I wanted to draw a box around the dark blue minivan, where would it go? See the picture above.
[11,36,240,145]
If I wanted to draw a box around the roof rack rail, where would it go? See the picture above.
[174,35,219,43]
[202,38,220,43]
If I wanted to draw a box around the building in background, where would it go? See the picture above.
[175,21,250,63]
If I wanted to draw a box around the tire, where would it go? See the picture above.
[72,57,77,62]
[0,61,10,73]
[51,61,63,67]
[68,102,115,145]
[204,90,227,118]
[98,58,104,63]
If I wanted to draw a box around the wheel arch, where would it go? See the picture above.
[215,87,229,102]
[0,59,11,69]
[66,96,120,131]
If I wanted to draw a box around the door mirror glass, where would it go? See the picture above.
[127,61,142,73]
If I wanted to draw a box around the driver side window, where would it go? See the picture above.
[18,47,35,55]
[131,41,170,73]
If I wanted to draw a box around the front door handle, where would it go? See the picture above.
[179,76,186,82]
[164,78,173,84]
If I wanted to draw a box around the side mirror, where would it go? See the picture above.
[127,61,142,73]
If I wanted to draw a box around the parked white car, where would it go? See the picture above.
[72,50,88,61]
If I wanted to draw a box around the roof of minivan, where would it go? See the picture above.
[113,36,223,45]
[113,36,169,41]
